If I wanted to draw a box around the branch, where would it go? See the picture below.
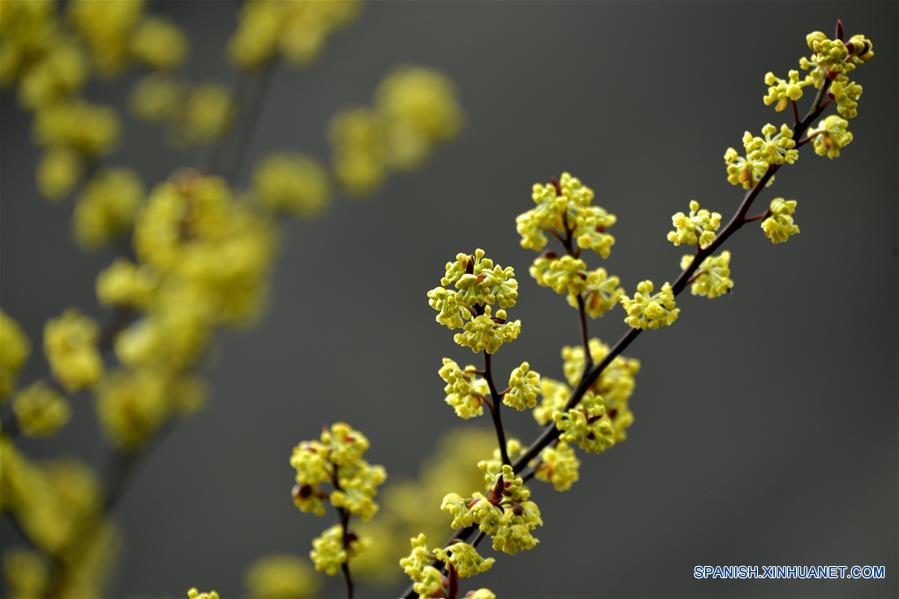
[483,352,512,466]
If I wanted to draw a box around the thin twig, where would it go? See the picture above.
[484,352,511,466]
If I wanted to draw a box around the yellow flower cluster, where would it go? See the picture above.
[441,463,543,555]
[466,589,497,599]
[252,153,332,218]
[228,0,361,69]
[724,123,797,189]
[561,340,639,442]
[428,249,521,354]
[680,252,734,299]
[517,172,616,256]
[43,309,103,391]
[761,198,800,244]
[800,30,873,118]
[763,70,811,112]
[244,554,320,599]
[810,115,853,159]
[535,441,580,491]
[11,382,70,438]
[505,362,541,411]
[330,66,463,195]
[130,76,234,147]
[95,259,157,309]
[290,424,385,574]
[620,280,680,330]
[438,358,489,419]
[310,524,370,576]
[432,541,495,578]
[73,168,145,250]
[187,589,219,599]
[0,310,30,398]
[129,16,188,71]
[553,391,616,454]
[667,200,722,249]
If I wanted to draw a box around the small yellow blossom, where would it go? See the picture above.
[399,534,444,598]
[311,524,363,575]
[96,369,169,450]
[573,267,622,319]
[68,0,144,76]
[329,107,388,196]
[763,70,810,111]
[252,153,332,217]
[620,280,679,330]
[536,441,580,491]
[3,550,48,599]
[96,259,157,308]
[129,73,182,122]
[532,377,570,426]
[454,307,521,354]
[438,358,488,419]
[33,100,119,157]
[491,499,543,554]
[553,391,616,454]
[811,115,853,159]
[667,200,721,249]
[681,251,734,299]
[829,75,863,119]
[44,309,103,391]
[12,382,70,437]
[36,146,82,200]
[530,255,587,297]
[504,362,540,411]
[17,39,87,111]
[130,16,188,70]
[0,310,30,399]
[433,542,494,578]
[761,198,799,244]
[73,168,144,250]
[178,83,234,146]
[245,554,320,599]
[466,589,497,599]
[187,589,219,599]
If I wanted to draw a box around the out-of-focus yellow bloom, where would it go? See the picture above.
[33,100,119,157]
[532,377,570,427]
[535,441,580,491]
[12,381,70,437]
[245,554,320,599]
[620,280,679,330]
[0,310,30,399]
[18,37,87,111]
[330,107,388,196]
[811,115,853,159]
[95,369,169,451]
[228,0,361,69]
[134,172,276,326]
[73,168,144,250]
[68,0,145,76]
[176,83,234,146]
[37,146,82,200]
[96,259,157,309]
[129,73,182,122]
[130,16,188,70]
[3,550,48,599]
[376,66,463,170]
[667,200,721,249]
[761,198,799,244]
[0,0,56,86]
[330,66,463,196]
[680,251,734,299]
[252,153,332,217]
[187,589,219,599]
[44,309,103,391]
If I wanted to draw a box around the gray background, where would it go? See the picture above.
[1,1,897,598]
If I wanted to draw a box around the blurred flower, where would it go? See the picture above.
[252,153,332,218]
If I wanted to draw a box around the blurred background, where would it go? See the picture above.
[1,1,896,598]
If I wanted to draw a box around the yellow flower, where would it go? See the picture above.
[12,381,70,437]
[44,309,103,391]
[245,554,320,599]
[504,362,540,411]
[620,280,679,330]
[575,267,623,318]
[33,100,119,157]
[311,524,366,575]
[73,168,144,250]
[36,146,82,201]
[3,550,48,599]
[130,16,188,70]
[667,200,722,249]
[811,115,853,159]
[187,589,219,599]
[438,358,488,419]
[763,70,809,111]
[535,441,580,491]
[761,198,799,244]
[0,310,30,399]
[330,107,388,196]
[68,0,144,76]
[399,534,444,598]
[252,153,332,217]
[96,259,157,309]
[129,73,182,122]
[96,369,169,451]
[18,38,87,111]
[680,251,734,299]
[553,391,616,454]
[466,589,497,599]
[530,255,587,297]
[433,542,494,578]
[533,377,570,426]
[178,83,234,146]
